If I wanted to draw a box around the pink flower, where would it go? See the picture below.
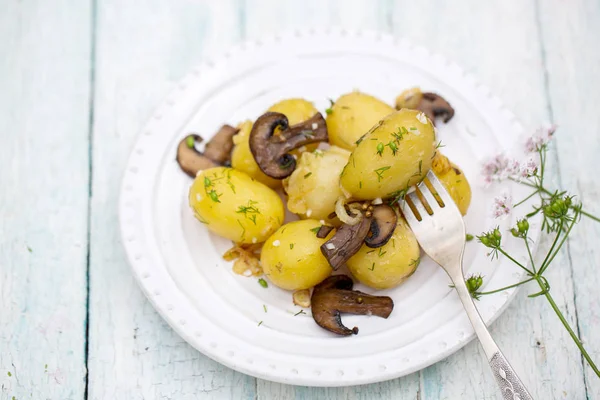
[492,194,513,219]
[519,158,538,178]
[481,154,510,184]
[524,124,557,153]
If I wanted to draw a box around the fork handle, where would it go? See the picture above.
[451,275,533,400]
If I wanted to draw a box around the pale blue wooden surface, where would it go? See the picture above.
[1,1,599,399]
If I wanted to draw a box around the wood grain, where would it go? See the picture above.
[86,1,255,399]
[538,0,600,397]
[390,0,588,398]
[0,0,92,399]
[1,0,598,398]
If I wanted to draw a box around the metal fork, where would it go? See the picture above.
[399,170,533,400]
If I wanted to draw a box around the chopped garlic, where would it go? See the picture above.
[243,269,252,277]
[311,123,318,130]
[372,197,383,205]
[272,240,281,247]
[252,237,257,244]
[319,220,325,225]
[306,209,312,217]
[196,193,202,201]
[416,112,428,124]
[293,289,311,308]
[325,243,336,250]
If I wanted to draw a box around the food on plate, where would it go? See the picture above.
[347,218,420,289]
[249,111,328,179]
[179,89,462,335]
[326,91,395,151]
[230,99,320,187]
[267,98,319,130]
[311,275,394,335]
[321,203,398,270]
[261,219,334,290]
[189,167,284,244]
[231,121,281,188]
[431,152,472,215]
[340,109,436,200]
[292,289,311,308]
[395,87,455,125]
[283,146,350,223]
[176,125,238,177]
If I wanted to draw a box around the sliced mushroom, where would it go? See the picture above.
[417,92,455,124]
[176,135,218,177]
[249,112,328,179]
[395,88,455,125]
[316,225,334,239]
[203,124,238,165]
[365,204,398,248]
[311,275,394,336]
[176,125,239,177]
[320,215,372,270]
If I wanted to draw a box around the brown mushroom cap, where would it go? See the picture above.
[417,92,455,125]
[311,275,394,336]
[320,215,372,270]
[176,125,239,177]
[249,112,328,179]
[365,204,398,248]
[176,135,218,178]
[203,124,238,165]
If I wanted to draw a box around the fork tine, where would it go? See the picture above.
[425,170,456,207]
[417,181,441,211]
[406,191,429,219]
[400,198,420,225]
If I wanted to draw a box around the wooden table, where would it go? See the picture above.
[1,1,598,398]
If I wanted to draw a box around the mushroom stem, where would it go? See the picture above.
[321,215,372,270]
[311,275,394,336]
[249,112,328,179]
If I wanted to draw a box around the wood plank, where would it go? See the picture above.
[391,0,587,398]
[87,1,256,399]
[0,0,92,399]
[242,0,421,397]
[538,0,600,396]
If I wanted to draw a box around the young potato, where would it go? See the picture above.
[189,167,284,244]
[231,120,281,188]
[326,91,395,151]
[347,218,420,289]
[268,98,318,125]
[268,98,320,154]
[261,220,334,290]
[432,153,472,215]
[231,99,319,187]
[283,146,350,223]
[340,109,436,200]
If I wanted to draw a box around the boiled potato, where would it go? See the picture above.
[347,218,420,289]
[231,99,319,187]
[340,109,436,200]
[231,120,281,188]
[261,219,334,290]
[432,153,472,215]
[326,91,395,151]
[268,98,318,126]
[189,167,284,244]
[283,146,350,223]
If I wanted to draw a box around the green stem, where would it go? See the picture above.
[498,248,534,276]
[509,176,538,189]
[477,277,535,296]
[538,220,564,275]
[539,210,579,275]
[579,208,600,223]
[538,278,600,378]
[523,236,536,273]
[514,190,540,208]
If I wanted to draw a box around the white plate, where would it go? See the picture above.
[119,29,539,386]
